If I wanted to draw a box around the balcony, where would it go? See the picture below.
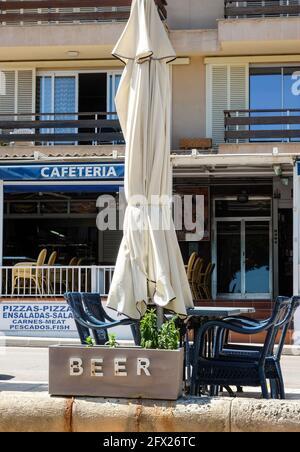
[224,109,300,143]
[225,0,300,19]
[0,1,167,25]
[0,112,124,146]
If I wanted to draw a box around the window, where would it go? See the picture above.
[250,66,300,141]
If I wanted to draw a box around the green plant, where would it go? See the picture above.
[140,309,159,349]
[158,316,180,350]
[140,309,180,350]
[106,333,119,348]
[85,336,94,347]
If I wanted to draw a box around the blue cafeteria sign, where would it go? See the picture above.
[0,163,124,181]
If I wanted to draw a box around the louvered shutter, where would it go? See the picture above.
[0,71,15,117]
[229,65,248,143]
[207,63,248,147]
[17,70,34,116]
[210,65,228,147]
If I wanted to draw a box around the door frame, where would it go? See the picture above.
[212,196,273,300]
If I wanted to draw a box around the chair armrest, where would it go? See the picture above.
[222,316,266,327]
[199,319,273,336]
[14,262,37,267]
[193,319,274,363]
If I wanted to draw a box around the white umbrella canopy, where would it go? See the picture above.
[107,0,194,319]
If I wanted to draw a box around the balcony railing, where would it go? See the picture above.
[0,1,167,25]
[224,109,300,142]
[0,265,115,297]
[0,112,124,146]
[225,0,300,19]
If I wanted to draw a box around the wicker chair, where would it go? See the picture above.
[12,248,47,294]
[186,252,198,284]
[190,257,204,300]
[191,296,292,399]
[197,262,215,299]
[64,292,140,346]
[217,296,300,399]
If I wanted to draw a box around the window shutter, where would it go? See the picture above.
[229,65,248,143]
[17,70,34,116]
[0,71,15,116]
[207,63,248,147]
[210,65,228,147]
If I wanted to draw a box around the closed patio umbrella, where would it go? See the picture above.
[107,0,194,319]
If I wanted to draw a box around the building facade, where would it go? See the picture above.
[0,0,300,342]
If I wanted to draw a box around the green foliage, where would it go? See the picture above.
[85,336,94,347]
[140,309,180,351]
[158,316,180,351]
[106,333,118,348]
[140,309,159,349]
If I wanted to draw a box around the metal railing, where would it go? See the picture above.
[224,109,300,142]
[225,0,300,19]
[0,265,115,297]
[0,112,124,146]
[0,0,167,25]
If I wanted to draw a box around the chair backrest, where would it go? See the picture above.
[275,296,300,359]
[261,296,292,361]
[187,252,198,281]
[203,262,213,283]
[69,257,78,266]
[48,251,57,266]
[81,293,111,345]
[37,248,47,266]
[192,258,204,285]
[64,292,91,345]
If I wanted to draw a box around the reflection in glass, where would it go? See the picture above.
[250,66,300,142]
[217,222,241,294]
[245,221,270,294]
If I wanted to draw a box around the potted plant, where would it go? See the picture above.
[49,310,184,400]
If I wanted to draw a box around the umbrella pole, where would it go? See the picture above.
[156,306,164,328]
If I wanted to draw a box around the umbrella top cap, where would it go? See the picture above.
[112,0,176,65]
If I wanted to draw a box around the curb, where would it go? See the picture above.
[1,392,300,432]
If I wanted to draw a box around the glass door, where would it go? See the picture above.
[245,220,271,296]
[214,199,272,299]
[217,221,242,296]
[37,73,77,144]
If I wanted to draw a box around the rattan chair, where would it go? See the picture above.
[191,297,292,399]
[191,257,204,300]
[218,296,300,399]
[186,252,198,283]
[197,262,215,300]
[64,292,140,346]
[12,248,48,294]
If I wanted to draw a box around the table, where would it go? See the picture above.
[183,307,256,391]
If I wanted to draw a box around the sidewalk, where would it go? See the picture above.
[1,346,300,397]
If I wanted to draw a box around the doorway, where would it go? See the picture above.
[213,198,272,299]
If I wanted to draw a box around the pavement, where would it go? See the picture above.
[1,346,300,398]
